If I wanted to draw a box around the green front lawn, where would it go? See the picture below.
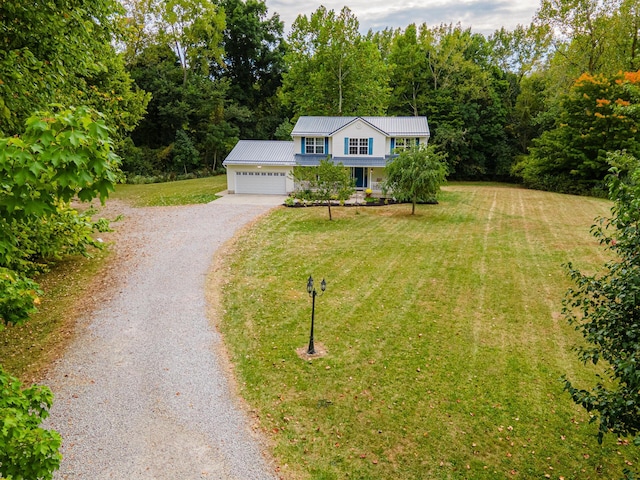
[219,184,638,479]
[111,175,227,206]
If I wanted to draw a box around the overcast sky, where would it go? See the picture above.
[265,0,541,36]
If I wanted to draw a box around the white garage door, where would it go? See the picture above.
[235,171,287,194]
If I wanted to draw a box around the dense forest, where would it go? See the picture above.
[2,0,640,194]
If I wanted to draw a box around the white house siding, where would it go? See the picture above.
[369,167,386,192]
[225,165,294,194]
[335,121,387,157]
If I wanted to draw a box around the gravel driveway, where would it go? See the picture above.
[43,200,279,479]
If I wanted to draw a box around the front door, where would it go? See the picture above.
[353,167,366,189]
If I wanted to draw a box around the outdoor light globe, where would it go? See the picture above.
[321,278,326,292]
[307,276,314,294]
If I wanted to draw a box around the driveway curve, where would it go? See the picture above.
[44,200,280,479]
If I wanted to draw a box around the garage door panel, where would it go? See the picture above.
[236,171,287,194]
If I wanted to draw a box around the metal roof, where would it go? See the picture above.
[223,140,295,166]
[295,154,388,167]
[292,116,430,137]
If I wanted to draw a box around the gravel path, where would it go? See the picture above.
[43,201,279,479]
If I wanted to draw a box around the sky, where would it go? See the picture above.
[265,0,541,36]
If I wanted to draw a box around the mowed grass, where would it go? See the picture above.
[219,184,639,479]
[111,175,227,206]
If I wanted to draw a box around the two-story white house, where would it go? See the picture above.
[223,116,430,195]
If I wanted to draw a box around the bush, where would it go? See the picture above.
[0,365,62,479]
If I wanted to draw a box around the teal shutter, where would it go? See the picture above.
[301,137,306,154]
[324,137,329,154]
[344,137,349,155]
[390,138,395,152]
[416,137,420,146]
[368,138,373,155]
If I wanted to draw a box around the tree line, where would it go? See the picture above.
[126,0,639,195]
[2,0,639,192]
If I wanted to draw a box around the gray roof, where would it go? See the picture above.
[295,154,388,167]
[223,140,295,166]
[292,116,430,137]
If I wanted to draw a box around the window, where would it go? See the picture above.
[349,138,369,155]
[394,138,417,150]
[305,137,325,154]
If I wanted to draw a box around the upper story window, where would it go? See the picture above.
[349,138,369,155]
[394,138,417,150]
[305,137,325,154]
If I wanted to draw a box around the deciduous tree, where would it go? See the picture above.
[383,144,447,214]
[292,159,355,220]
[0,0,148,139]
[0,106,120,327]
[282,6,389,116]
[154,0,225,85]
[513,70,640,193]
[217,0,286,138]
[562,153,640,453]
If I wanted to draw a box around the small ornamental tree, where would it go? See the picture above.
[562,152,640,449]
[0,365,62,479]
[292,158,355,220]
[383,144,448,214]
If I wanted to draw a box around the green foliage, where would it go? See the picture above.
[172,130,200,174]
[0,269,42,328]
[0,0,148,139]
[155,0,225,84]
[383,144,448,214]
[217,0,286,139]
[563,154,640,449]
[514,71,640,194]
[282,6,389,116]
[0,107,119,328]
[0,106,119,219]
[0,365,61,479]
[387,23,513,179]
[292,158,355,220]
[127,44,235,172]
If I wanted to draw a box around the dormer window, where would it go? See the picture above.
[305,137,325,154]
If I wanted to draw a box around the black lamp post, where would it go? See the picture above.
[306,275,326,355]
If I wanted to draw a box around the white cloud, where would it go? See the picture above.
[266,0,540,36]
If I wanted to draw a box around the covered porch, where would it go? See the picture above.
[294,154,390,193]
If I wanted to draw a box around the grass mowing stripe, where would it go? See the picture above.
[220,185,636,479]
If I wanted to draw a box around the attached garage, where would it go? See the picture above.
[223,140,295,195]
[235,171,287,195]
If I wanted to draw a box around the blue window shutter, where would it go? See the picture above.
[301,137,306,154]
[344,137,349,155]
[416,137,420,146]
[368,138,373,155]
[390,138,395,152]
[325,137,329,154]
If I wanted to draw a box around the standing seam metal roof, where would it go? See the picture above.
[223,140,295,166]
[291,116,430,137]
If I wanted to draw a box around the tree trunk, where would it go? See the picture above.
[411,200,416,215]
[327,201,333,220]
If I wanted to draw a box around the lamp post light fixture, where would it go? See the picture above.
[306,275,326,355]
